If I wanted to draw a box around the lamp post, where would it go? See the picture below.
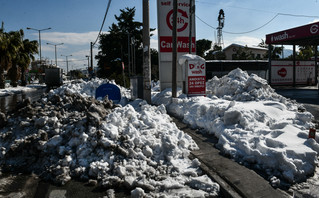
[47,42,64,67]
[26,27,51,65]
[85,55,90,75]
[61,54,72,75]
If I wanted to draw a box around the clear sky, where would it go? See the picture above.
[1,0,319,72]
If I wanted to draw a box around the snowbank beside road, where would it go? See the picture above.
[153,68,318,184]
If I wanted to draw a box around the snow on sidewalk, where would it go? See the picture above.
[153,68,319,185]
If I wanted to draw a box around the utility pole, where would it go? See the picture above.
[61,54,72,76]
[172,0,177,98]
[127,33,131,76]
[90,42,93,78]
[47,42,63,66]
[143,0,151,103]
[85,55,90,75]
[189,0,193,54]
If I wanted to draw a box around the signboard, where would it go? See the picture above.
[157,0,196,90]
[186,59,206,96]
[266,21,319,44]
[271,60,315,85]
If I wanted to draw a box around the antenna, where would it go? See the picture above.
[216,9,225,48]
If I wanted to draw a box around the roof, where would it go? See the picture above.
[223,43,268,52]
[265,21,319,45]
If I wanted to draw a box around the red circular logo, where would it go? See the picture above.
[166,9,189,32]
[277,68,287,77]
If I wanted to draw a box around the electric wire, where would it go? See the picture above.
[93,0,112,46]
[196,12,319,35]
[195,0,319,18]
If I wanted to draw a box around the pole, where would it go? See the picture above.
[90,42,93,78]
[61,54,72,75]
[172,0,177,98]
[38,31,42,65]
[189,0,193,54]
[54,45,57,66]
[143,0,151,103]
[26,27,51,65]
[268,44,272,85]
[292,44,296,87]
[315,45,318,86]
[66,56,69,74]
[47,43,63,67]
[128,34,131,76]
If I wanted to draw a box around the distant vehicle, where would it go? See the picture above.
[45,68,63,89]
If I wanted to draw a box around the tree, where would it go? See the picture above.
[96,7,155,86]
[150,48,158,80]
[258,39,283,59]
[297,45,314,60]
[196,39,212,57]
[0,24,23,88]
[205,44,226,60]
[18,38,38,86]
[232,45,254,60]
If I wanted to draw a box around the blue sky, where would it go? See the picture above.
[1,0,319,71]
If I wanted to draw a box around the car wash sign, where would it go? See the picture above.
[157,0,196,54]
[187,59,206,96]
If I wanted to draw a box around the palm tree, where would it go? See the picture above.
[7,29,24,87]
[19,39,38,86]
[0,24,22,88]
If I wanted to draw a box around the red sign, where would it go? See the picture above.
[187,60,206,96]
[160,36,196,52]
[166,9,189,32]
[266,22,319,44]
[277,68,287,77]
[188,76,206,95]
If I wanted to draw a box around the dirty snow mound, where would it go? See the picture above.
[0,83,219,196]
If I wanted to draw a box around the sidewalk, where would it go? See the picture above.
[171,116,291,198]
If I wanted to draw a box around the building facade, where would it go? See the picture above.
[223,43,267,60]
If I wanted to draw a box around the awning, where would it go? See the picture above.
[265,21,319,45]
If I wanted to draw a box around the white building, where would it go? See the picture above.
[223,43,268,60]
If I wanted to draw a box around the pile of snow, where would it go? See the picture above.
[0,84,46,97]
[0,79,219,197]
[153,68,319,185]
[50,78,131,105]
[207,68,297,107]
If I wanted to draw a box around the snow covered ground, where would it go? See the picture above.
[0,83,46,97]
[153,69,319,187]
[1,68,319,197]
[0,78,219,197]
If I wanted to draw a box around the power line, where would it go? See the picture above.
[195,0,319,18]
[196,12,319,35]
[223,14,279,34]
[93,0,112,46]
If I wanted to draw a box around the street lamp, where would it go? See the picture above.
[61,54,72,75]
[26,27,51,65]
[85,55,90,74]
[47,42,64,67]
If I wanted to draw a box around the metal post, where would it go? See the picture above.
[61,54,72,75]
[86,55,90,75]
[90,42,93,78]
[268,44,272,85]
[292,44,296,87]
[189,0,193,54]
[315,45,318,85]
[27,27,51,65]
[143,0,151,103]
[38,31,42,64]
[127,33,131,76]
[172,0,177,98]
[47,43,63,66]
